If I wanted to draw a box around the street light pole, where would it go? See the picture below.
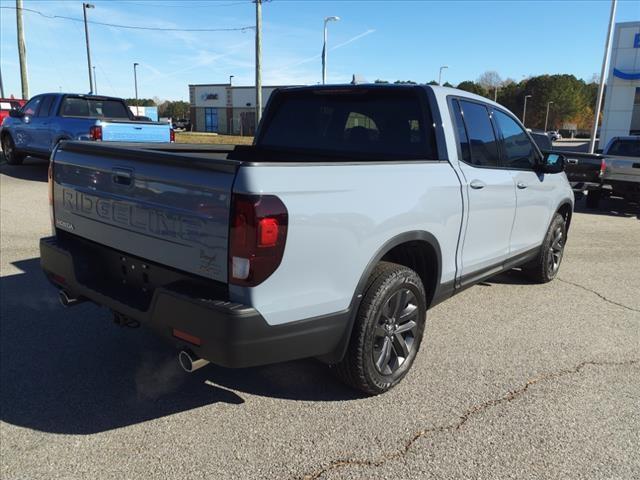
[589,0,617,153]
[522,94,532,126]
[229,75,234,86]
[255,0,262,125]
[133,62,139,104]
[82,3,95,94]
[438,65,448,86]
[322,16,340,84]
[93,66,97,94]
[544,101,554,132]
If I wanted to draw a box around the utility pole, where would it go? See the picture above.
[0,66,5,98]
[522,94,532,126]
[83,3,95,94]
[133,63,139,103]
[93,66,98,94]
[255,0,262,126]
[544,101,554,132]
[589,0,617,153]
[16,0,29,99]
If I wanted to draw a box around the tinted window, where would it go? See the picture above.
[494,110,538,168]
[451,99,471,163]
[61,97,131,119]
[37,95,55,117]
[260,90,436,160]
[458,100,499,167]
[607,139,640,157]
[22,96,42,116]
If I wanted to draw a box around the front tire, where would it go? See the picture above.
[1,134,25,165]
[334,262,427,395]
[523,212,567,283]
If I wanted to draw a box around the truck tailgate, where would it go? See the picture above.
[101,121,169,142]
[603,157,640,182]
[52,143,238,283]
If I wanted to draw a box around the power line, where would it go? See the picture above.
[0,6,255,32]
[101,0,252,8]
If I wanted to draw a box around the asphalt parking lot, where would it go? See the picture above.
[1,157,639,480]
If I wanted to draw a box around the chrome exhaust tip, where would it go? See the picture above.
[178,349,210,373]
[59,290,84,307]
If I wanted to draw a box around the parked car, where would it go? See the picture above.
[564,135,640,208]
[40,85,573,395]
[172,118,191,131]
[0,98,26,126]
[0,93,173,165]
[547,130,562,141]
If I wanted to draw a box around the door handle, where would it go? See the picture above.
[566,158,579,165]
[469,180,486,190]
[517,182,528,189]
[112,167,133,186]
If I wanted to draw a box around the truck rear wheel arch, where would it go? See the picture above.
[323,231,442,365]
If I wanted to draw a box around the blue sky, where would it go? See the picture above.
[1,0,638,101]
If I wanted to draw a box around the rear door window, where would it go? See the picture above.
[607,140,640,157]
[458,100,499,167]
[259,89,436,160]
[493,110,538,169]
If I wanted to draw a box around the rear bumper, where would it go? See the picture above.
[40,235,348,368]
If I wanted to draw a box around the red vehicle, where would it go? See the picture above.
[0,98,27,126]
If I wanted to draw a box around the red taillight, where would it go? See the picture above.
[89,125,102,141]
[599,158,607,178]
[170,128,175,143]
[229,194,288,286]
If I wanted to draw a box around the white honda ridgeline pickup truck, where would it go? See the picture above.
[41,85,573,395]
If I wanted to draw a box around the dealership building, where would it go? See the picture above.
[599,21,640,148]
[189,83,294,135]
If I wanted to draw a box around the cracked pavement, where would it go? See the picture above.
[2,159,639,480]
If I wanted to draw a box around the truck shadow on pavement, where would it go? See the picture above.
[0,157,49,182]
[0,258,358,435]
[574,195,639,219]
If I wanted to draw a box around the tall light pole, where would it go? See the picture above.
[522,94,532,126]
[544,101,554,132]
[438,65,448,86]
[589,0,617,153]
[133,62,139,105]
[255,0,262,125]
[322,16,340,85]
[0,66,5,98]
[229,75,234,86]
[93,66,97,94]
[16,0,29,99]
[82,3,95,94]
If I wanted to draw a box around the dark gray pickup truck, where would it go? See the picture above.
[564,136,640,208]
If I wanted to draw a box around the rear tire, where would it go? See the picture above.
[523,213,567,283]
[1,134,25,165]
[586,189,601,209]
[334,262,427,395]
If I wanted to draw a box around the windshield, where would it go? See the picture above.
[259,89,436,160]
[61,97,131,119]
[607,139,640,157]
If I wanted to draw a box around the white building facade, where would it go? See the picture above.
[599,21,640,149]
[188,84,291,135]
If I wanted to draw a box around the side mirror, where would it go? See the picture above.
[9,109,24,118]
[537,152,565,174]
